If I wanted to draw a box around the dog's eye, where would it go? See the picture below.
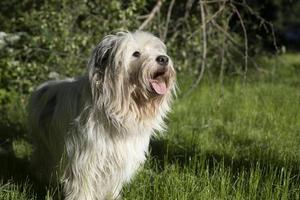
[132,51,141,58]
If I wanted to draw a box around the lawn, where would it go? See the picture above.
[1,54,300,199]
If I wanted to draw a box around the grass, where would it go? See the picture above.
[123,81,300,199]
[1,53,300,199]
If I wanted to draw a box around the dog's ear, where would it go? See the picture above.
[88,34,120,79]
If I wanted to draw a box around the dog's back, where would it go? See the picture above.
[28,76,89,182]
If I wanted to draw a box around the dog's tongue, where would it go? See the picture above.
[150,79,167,95]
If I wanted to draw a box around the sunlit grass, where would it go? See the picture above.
[123,79,300,200]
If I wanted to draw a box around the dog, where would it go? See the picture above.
[28,31,176,199]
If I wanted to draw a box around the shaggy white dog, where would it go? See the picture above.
[28,31,176,199]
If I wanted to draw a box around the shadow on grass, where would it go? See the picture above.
[0,125,49,199]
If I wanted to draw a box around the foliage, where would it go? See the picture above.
[0,0,275,92]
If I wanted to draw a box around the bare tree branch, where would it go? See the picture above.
[162,0,176,41]
[230,3,248,81]
[138,0,162,31]
[184,0,195,20]
[219,12,228,99]
[186,0,207,96]
[137,14,150,20]
[211,19,240,46]
[233,1,278,52]
[203,0,228,4]
[203,3,226,26]
[195,0,207,83]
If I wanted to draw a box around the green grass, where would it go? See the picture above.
[1,54,300,199]
[123,81,300,199]
[0,180,34,200]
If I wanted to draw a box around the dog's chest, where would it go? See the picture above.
[111,130,151,182]
[86,124,153,188]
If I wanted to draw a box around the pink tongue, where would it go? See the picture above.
[150,80,167,95]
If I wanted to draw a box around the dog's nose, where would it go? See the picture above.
[156,55,169,66]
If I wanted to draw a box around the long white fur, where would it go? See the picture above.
[28,31,176,200]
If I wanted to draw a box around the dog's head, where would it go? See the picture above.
[88,31,176,120]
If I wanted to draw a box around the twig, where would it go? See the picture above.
[162,0,176,41]
[212,18,266,75]
[197,0,207,83]
[202,2,226,27]
[186,3,225,40]
[231,3,248,82]
[138,0,162,30]
[219,14,228,99]
[167,0,195,43]
[233,1,278,52]
[202,0,228,4]
[211,19,240,46]
[185,0,207,96]
[184,0,195,21]
[137,14,150,20]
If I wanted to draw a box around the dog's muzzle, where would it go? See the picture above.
[149,57,172,95]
